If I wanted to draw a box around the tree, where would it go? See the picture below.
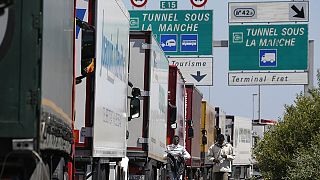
[254,74,320,179]
[287,133,320,179]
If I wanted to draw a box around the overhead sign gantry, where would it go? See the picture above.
[228,1,309,86]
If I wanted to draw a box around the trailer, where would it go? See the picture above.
[127,31,169,179]
[0,0,74,179]
[185,84,203,179]
[200,101,217,179]
[73,0,137,179]
[226,115,253,180]
[167,65,186,146]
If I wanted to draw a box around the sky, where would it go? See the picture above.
[123,0,320,121]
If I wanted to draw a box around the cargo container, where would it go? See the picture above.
[185,84,203,179]
[215,107,227,138]
[226,115,253,180]
[127,31,169,179]
[200,101,217,179]
[0,0,74,179]
[167,65,186,146]
[73,0,137,179]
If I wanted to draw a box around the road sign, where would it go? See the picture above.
[160,1,177,9]
[129,10,213,56]
[169,57,213,86]
[190,0,207,8]
[228,72,308,86]
[229,1,309,23]
[160,34,177,52]
[181,34,198,52]
[229,24,308,71]
[131,0,147,8]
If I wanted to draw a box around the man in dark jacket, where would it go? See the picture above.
[164,135,191,180]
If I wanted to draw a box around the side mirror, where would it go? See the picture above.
[169,104,177,129]
[202,135,208,145]
[187,120,194,138]
[129,98,140,120]
[188,127,194,139]
[80,28,95,76]
[76,18,95,84]
[126,130,129,140]
[81,28,95,60]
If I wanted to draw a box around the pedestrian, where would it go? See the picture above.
[208,134,235,180]
[164,135,191,180]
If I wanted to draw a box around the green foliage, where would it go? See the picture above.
[254,75,320,179]
[287,134,320,180]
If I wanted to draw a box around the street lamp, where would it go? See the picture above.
[252,93,258,120]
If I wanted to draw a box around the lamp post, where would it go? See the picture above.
[252,93,258,121]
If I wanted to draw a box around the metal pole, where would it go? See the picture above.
[252,94,257,120]
[304,40,314,95]
[209,86,211,103]
[253,95,255,120]
[258,85,261,124]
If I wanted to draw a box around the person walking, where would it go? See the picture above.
[208,134,235,180]
[164,135,191,180]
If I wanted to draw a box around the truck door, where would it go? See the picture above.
[0,0,41,138]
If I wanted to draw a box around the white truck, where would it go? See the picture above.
[261,53,276,63]
[127,31,169,179]
[225,115,253,180]
[74,0,139,179]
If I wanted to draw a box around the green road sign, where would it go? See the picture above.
[129,10,213,56]
[160,1,177,9]
[229,24,308,71]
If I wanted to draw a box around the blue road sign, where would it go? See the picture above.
[259,49,277,67]
[160,34,177,52]
[180,34,198,52]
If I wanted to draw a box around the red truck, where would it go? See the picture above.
[185,84,203,179]
[167,65,186,146]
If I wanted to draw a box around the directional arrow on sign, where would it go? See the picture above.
[291,5,305,18]
[191,71,207,82]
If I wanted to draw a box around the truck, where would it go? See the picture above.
[215,107,227,138]
[0,0,74,179]
[225,115,253,180]
[200,101,217,179]
[252,119,277,178]
[185,84,203,179]
[73,0,139,179]
[167,65,186,146]
[127,31,169,179]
